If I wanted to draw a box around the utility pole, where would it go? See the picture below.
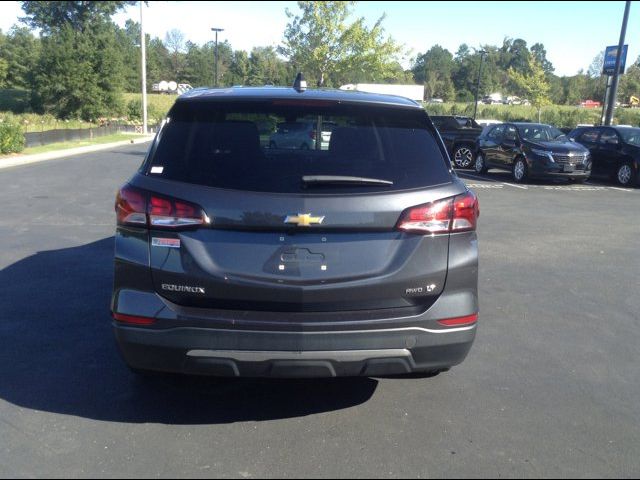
[601,76,612,125]
[473,50,487,120]
[604,0,631,126]
[211,27,224,87]
[140,1,148,135]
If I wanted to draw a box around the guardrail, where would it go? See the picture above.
[24,124,158,148]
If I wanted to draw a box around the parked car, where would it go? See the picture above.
[476,119,502,127]
[568,125,640,187]
[430,115,483,168]
[269,121,336,150]
[112,84,480,378]
[504,96,530,106]
[475,122,591,183]
[482,93,503,104]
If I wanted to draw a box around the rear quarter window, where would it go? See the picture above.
[146,100,452,194]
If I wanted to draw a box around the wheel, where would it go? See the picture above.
[512,157,528,183]
[474,152,488,174]
[453,145,475,169]
[616,162,635,186]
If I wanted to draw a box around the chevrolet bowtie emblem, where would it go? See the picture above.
[284,213,325,226]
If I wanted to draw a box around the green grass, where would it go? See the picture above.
[124,92,176,119]
[14,133,141,156]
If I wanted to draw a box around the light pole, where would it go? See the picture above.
[211,27,224,87]
[473,50,487,120]
[604,0,631,126]
[140,1,147,135]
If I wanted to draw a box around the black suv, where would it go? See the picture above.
[112,85,479,378]
[568,126,640,187]
[475,122,591,183]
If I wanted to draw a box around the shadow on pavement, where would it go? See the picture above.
[0,237,377,424]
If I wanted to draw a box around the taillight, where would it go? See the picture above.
[112,312,155,325]
[437,313,478,327]
[451,191,479,232]
[397,191,479,234]
[309,130,316,140]
[116,185,147,226]
[115,184,207,229]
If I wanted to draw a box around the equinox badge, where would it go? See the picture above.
[284,213,325,227]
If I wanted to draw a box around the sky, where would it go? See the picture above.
[1,1,637,77]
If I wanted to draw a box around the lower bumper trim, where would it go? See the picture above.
[187,348,412,363]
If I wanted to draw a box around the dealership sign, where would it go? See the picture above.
[603,45,628,75]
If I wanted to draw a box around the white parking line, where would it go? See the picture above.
[609,187,633,192]
[502,182,528,190]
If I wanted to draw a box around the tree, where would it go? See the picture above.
[0,31,7,88]
[0,26,40,90]
[412,45,455,100]
[530,43,554,74]
[452,46,498,102]
[509,57,551,121]
[247,46,290,86]
[562,72,589,106]
[228,50,250,86]
[279,1,402,87]
[588,51,605,78]
[146,37,172,86]
[164,29,186,78]
[115,20,141,93]
[619,63,640,103]
[20,1,135,34]
[33,22,125,119]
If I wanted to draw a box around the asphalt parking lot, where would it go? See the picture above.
[0,144,639,478]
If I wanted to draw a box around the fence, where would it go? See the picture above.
[24,123,158,148]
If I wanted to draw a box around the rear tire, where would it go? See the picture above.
[512,157,528,183]
[475,152,488,174]
[616,162,635,186]
[453,145,475,169]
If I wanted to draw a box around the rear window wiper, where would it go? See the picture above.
[302,175,394,186]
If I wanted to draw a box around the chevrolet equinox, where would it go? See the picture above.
[111,81,480,378]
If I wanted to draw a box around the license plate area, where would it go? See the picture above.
[563,164,575,172]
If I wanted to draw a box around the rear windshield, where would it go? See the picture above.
[145,100,451,193]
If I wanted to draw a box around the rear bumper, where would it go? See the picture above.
[114,322,476,377]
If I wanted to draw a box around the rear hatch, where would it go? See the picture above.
[123,97,473,313]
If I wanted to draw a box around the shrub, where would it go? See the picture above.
[0,120,25,154]
[126,98,165,125]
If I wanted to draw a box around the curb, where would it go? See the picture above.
[0,136,154,170]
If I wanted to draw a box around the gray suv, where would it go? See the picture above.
[112,85,480,378]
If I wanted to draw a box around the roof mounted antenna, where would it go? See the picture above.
[293,72,307,93]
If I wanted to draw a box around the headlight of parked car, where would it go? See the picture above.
[530,148,554,162]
